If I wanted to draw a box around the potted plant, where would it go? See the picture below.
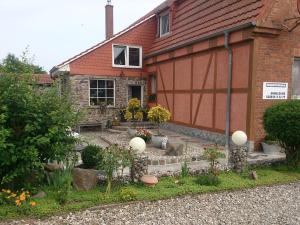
[147,105,171,148]
[147,94,157,108]
[124,98,143,137]
[136,128,152,143]
[261,134,283,155]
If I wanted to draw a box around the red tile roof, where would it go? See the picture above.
[34,74,53,85]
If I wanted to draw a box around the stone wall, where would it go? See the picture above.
[68,75,147,123]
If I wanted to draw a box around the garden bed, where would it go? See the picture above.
[0,165,300,222]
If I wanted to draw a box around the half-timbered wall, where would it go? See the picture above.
[153,41,252,135]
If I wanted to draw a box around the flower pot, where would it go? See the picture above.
[127,128,137,138]
[151,135,168,148]
[261,142,283,155]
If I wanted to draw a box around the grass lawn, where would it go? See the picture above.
[1,165,300,221]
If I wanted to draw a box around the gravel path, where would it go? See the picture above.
[4,182,300,225]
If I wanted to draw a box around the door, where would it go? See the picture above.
[128,85,143,105]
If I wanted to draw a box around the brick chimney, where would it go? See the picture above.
[105,0,114,39]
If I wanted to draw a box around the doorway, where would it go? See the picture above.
[128,85,143,105]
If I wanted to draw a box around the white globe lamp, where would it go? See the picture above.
[129,137,146,154]
[232,131,248,146]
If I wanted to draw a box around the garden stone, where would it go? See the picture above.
[230,145,248,173]
[140,175,158,187]
[165,143,184,156]
[72,168,98,191]
[32,191,46,199]
[44,163,64,172]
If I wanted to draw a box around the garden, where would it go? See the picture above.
[0,70,300,222]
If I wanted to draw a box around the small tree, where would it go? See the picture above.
[124,98,143,128]
[98,145,132,194]
[0,74,80,189]
[263,100,300,168]
[147,105,171,136]
[203,145,226,176]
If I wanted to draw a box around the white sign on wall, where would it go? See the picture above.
[263,82,288,100]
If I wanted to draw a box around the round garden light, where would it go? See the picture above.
[129,137,146,154]
[232,131,248,146]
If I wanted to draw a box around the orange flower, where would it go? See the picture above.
[19,193,26,201]
[15,199,21,206]
[30,201,37,207]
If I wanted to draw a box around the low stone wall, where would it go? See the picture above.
[162,123,226,145]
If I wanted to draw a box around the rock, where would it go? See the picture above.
[72,168,98,191]
[32,191,46,199]
[249,171,258,180]
[165,143,184,156]
[44,163,64,172]
[140,175,158,187]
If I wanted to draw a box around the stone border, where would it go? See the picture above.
[162,123,226,145]
[147,155,206,166]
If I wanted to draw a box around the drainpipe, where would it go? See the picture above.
[224,32,233,149]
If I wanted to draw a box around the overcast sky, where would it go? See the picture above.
[0,0,165,72]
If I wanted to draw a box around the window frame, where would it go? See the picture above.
[159,11,170,37]
[89,79,116,107]
[292,57,300,99]
[112,44,143,69]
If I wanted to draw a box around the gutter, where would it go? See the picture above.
[145,22,256,59]
[224,32,233,149]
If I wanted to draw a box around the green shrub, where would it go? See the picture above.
[203,145,226,176]
[0,74,80,189]
[196,174,221,186]
[98,145,133,194]
[81,145,103,169]
[263,100,300,168]
[119,187,137,202]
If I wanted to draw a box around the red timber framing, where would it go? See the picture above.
[146,29,254,136]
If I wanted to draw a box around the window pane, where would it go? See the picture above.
[90,98,98,106]
[98,80,105,88]
[97,89,105,98]
[107,89,114,98]
[90,89,97,98]
[129,48,140,67]
[107,80,114,88]
[160,14,169,36]
[114,45,126,65]
[292,59,300,98]
[90,80,97,88]
[107,98,114,106]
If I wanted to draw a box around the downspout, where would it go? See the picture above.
[224,32,233,149]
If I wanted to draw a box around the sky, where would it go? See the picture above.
[0,0,165,72]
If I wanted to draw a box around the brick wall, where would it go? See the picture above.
[250,0,300,149]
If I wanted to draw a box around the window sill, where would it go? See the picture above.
[112,65,143,69]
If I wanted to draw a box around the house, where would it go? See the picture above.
[34,74,53,87]
[50,0,300,151]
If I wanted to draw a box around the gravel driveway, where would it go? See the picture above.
[4,182,300,225]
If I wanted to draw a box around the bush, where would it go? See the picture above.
[147,105,171,135]
[196,174,221,186]
[0,74,80,189]
[203,145,226,176]
[81,145,103,169]
[263,100,300,168]
[119,187,137,202]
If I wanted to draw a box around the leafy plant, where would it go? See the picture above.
[47,166,73,205]
[181,143,190,178]
[0,73,80,189]
[147,105,171,136]
[203,145,226,176]
[196,174,221,186]
[124,98,143,127]
[98,145,133,194]
[148,94,157,102]
[81,145,103,169]
[263,100,300,168]
[119,187,137,202]
[135,128,152,143]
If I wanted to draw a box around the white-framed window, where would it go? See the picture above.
[112,44,142,68]
[89,79,115,107]
[159,11,170,37]
[292,58,300,99]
